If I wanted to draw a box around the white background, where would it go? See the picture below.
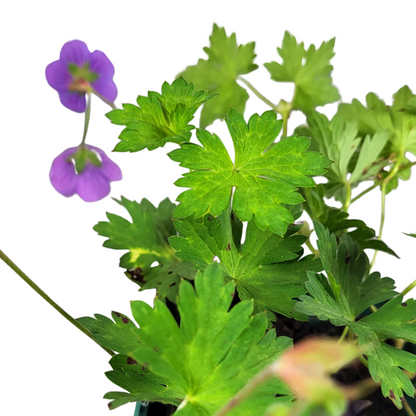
[1,1,416,415]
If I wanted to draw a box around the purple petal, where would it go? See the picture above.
[45,60,72,91]
[49,147,79,197]
[90,50,117,102]
[59,40,91,66]
[88,145,122,181]
[58,90,86,113]
[76,165,111,202]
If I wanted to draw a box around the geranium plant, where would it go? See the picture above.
[3,25,416,416]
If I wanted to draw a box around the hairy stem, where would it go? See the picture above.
[237,76,278,111]
[0,249,114,356]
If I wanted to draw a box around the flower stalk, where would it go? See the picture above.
[0,249,114,356]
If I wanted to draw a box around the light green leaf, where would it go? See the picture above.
[264,32,340,113]
[180,24,258,127]
[126,263,292,414]
[77,311,141,355]
[337,86,416,157]
[106,78,214,152]
[169,109,331,236]
[349,131,389,183]
[307,112,360,185]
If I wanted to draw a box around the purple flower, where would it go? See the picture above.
[50,145,122,202]
[46,40,117,112]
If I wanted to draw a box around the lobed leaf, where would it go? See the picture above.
[265,32,340,113]
[106,78,214,152]
[169,109,330,236]
[94,197,195,302]
[180,24,258,127]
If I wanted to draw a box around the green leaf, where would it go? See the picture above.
[306,112,360,185]
[104,355,184,409]
[97,263,293,413]
[314,222,397,316]
[301,189,398,257]
[264,32,340,113]
[77,311,141,355]
[169,109,331,235]
[106,78,214,152]
[170,206,322,320]
[294,272,415,409]
[180,24,258,127]
[93,197,195,302]
[337,86,416,157]
[359,296,416,343]
[295,272,353,325]
[295,272,416,409]
[351,324,416,408]
[349,131,389,183]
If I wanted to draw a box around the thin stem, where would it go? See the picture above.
[337,326,349,344]
[370,154,404,269]
[213,366,275,416]
[404,400,416,416]
[401,278,416,297]
[305,237,319,257]
[342,181,352,212]
[80,91,92,146]
[282,117,288,138]
[237,76,278,111]
[351,183,378,204]
[0,249,114,356]
[92,89,117,110]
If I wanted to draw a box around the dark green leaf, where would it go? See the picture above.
[94,197,195,301]
[170,206,322,320]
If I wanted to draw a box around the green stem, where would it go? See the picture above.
[401,278,416,297]
[282,116,288,138]
[404,400,416,416]
[213,365,275,416]
[337,326,349,343]
[305,237,319,257]
[350,183,378,204]
[370,154,404,269]
[342,181,352,212]
[237,76,278,111]
[80,91,92,146]
[92,89,117,110]
[0,249,114,357]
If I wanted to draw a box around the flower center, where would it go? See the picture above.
[68,147,102,174]
[67,62,99,93]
